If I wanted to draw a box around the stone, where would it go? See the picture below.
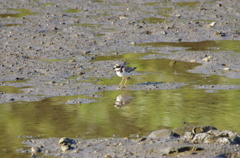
[148,129,173,139]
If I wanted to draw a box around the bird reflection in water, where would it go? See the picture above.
[169,60,176,68]
[114,93,133,108]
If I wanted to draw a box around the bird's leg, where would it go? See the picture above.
[119,77,125,88]
[123,77,128,87]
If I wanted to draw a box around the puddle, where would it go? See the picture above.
[1,24,22,27]
[0,86,24,93]
[142,17,168,24]
[1,88,240,157]
[144,2,163,6]
[0,78,31,93]
[139,40,240,52]
[64,9,82,13]
[0,8,38,18]
[91,0,104,3]
[4,79,30,84]
[93,54,239,86]
[175,1,200,8]
[94,88,240,134]
[96,33,106,36]
[42,94,93,105]
[158,7,173,18]
[77,23,103,29]
[90,58,201,85]
[93,51,159,61]
[41,3,54,6]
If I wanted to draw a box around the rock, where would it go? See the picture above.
[174,124,196,136]
[192,125,217,134]
[223,67,230,70]
[208,22,216,27]
[105,154,112,158]
[169,146,204,154]
[58,137,75,151]
[60,144,71,151]
[191,130,240,144]
[58,137,72,145]
[16,77,25,80]
[131,42,136,45]
[174,124,217,136]
[191,132,212,143]
[207,130,240,144]
[148,129,174,139]
[183,132,194,140]
[119,15,128,20]
[175,14,181,18]
[202,56,213,62]
[31,146,42,154]
[215,31,226,36]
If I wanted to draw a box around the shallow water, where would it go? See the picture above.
[0,0,240,157]
[0,8,37,18]
[1,87,240,157]
[1,56,240,157]
[139,40,240,52]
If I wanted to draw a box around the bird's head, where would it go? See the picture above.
[114,64,122,71]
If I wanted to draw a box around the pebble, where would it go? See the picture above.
[105,154,112,158]
[223,67,230,70]
[31,146,41,153]
[202,56,213,62]
[131,42,136,45]
[175,14,181,18]
[208,22,216,27]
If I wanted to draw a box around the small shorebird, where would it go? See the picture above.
[114,63,137,88]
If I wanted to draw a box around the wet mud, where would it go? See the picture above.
[20,125,240,157]
[0,0,240,157]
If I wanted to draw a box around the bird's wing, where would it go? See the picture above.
[124,66,136,73]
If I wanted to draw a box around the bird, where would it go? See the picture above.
[114,63,137,88]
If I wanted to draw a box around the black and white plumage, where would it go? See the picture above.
[114,63,137,87]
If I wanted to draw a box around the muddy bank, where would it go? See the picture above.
[0,0,240,157]
[19,125,240,157]
[0,0,239,104]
